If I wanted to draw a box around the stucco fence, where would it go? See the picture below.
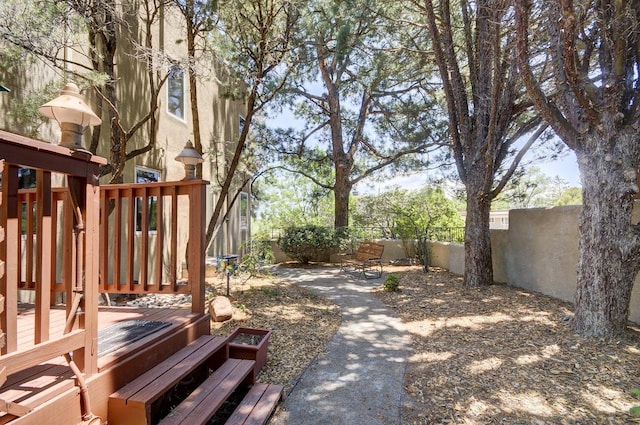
[271,205,640,324]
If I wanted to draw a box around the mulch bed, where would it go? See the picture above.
[374,266,640,424]
[208,272,341,395]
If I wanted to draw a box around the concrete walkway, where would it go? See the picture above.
[268,265,412,425]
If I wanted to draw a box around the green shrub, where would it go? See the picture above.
[333,226,353,252]
[278,225,337,264]
[631,389,640,416]
[383,274,400,292]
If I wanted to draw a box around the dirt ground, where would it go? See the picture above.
[209,265,640,424]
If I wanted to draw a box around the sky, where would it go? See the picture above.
[351,149,582,195]
[266,104,583,194]
[538,150,580,186]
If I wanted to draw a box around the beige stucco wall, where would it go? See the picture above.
[428,242,450,269]
[492,206,580,301]
[0,1,249,274]
[429,205,640,324]
[428,242,465,275]
[269,206,640,323]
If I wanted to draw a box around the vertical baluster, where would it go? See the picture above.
[154,187,163,289]
[34,170,51,344]
[170,187,178,291]
[2,164,19,353]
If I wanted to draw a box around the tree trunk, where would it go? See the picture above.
[573,132,640,337]
[334,170,351,228]
[186,0,203,177]
[463,188,493,288]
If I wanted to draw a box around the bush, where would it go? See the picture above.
[383,274,400,292]
[278,225,337,264]
[631,389,640,416]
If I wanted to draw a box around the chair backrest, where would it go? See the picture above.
[355,242,384,261]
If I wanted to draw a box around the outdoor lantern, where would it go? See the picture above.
[37,82,102,151]
[175,141,203,180]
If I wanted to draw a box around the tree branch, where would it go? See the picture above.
[515,0,580,149]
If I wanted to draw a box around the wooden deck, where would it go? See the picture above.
[0,305,202,423]
[0,131,233,423]
[14,305,198,369]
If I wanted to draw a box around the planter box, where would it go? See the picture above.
[227,327,272,376]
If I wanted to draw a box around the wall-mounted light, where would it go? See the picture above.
[175,141,203,180]
[37,82,101,151]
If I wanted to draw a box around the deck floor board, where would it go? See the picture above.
[0,306,198,410]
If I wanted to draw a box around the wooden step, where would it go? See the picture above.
[159,358,255,425]
[108,335,227,425]
[225,383,284,425]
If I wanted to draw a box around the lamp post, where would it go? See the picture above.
[37,82,101,151]
[175,141,204,180]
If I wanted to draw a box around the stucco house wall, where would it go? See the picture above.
[0,1,250,271]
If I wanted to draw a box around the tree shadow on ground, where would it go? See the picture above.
[376,267,640,425]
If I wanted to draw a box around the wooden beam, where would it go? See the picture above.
[1,330,85,375]
[82,180,100,376]
[0,130,105,180]
[2,165,19,354]
[188,182,206,315]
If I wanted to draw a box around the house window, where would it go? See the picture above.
[0,168,38,234]
[239,192,248,230]
[135,167,160,232]
[19,168,37,234]
[18,168,36,189]
[167,65,185,120]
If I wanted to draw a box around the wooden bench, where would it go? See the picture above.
[340,242,384,279]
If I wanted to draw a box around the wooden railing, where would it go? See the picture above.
[99,180,206,313]
[0,130,207,378]
[14,182,207,302]
[0,129,104,376]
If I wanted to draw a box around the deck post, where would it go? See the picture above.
[0,164,18,354]
[188,181,206,315]
[35,170,52,344]
[82,177,101,375]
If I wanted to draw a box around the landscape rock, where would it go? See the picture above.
[210,296,233,322]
